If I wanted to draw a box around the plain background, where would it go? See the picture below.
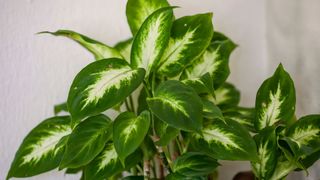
[1,0,319,179]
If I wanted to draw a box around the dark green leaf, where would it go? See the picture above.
[155,118,180,146]
[223,107,255,132]
[182,73,214,96]
[202,99,224,121]
[114,38,132,62]
[54,102,68,115]
[209,82,240,109]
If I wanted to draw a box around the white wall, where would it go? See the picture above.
[5,0,315,179]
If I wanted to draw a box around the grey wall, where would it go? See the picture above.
[0,0,318,179]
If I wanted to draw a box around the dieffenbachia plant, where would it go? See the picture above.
[7,0,320,179]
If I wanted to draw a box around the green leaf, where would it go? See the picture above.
[182,73,214,96]
[137,87,149,114]
[193,118,257,161]
[183,32,236,88]
[208,82,240,109]
[172,152,219,177]
[54,102,68,115]
[59,114,112,169]
[202,99,224,121]
[147,80,203,132]
[114,38,132,62]
[285,114,320,157]
[67,58,145,122]
[158,13,214,77]
[131,7,174,77]
[223,107,256,132]
[255,64,296,131]
[126,0,170,35]
[155,118,180,146]
[113,111,151,163]
[269,156,297,180]
[84,142,142,180]
[40,30,122,60]
[251,127,278,179]
[7,116,72,179]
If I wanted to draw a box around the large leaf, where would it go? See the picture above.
[67,58,145,122]
[182,32,236,88]
[7,116,72,179]
[113,111,151,163]
[131,7,173,77]
[251,127,278,179]
[285,114,320,157]
[126,0,170,35]
[193,118,258,161]
[172,152,219,177]
[84,142,142,180]
[255,64,296,131]
[60,115,112,168]
[147,80,203,132]
[158,13,214,77]
[114,38,132,63]
[40,30,122,60]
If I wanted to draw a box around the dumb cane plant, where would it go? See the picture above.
[7,0,320,180]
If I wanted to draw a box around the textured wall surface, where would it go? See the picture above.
[1,0,318,179]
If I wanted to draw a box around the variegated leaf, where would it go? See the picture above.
[114,38,132,63]
[40,30,122,60]
[131,7,173,77]
[223,107,256,132]
[182,73,214,96]
[67,58,145,122]
[172,152,219,177]
[206,82,240,109]
[126,0,170,35]
[60,115,112,168]
[193,118,257,161]
[158,13,214,77]
[182,32,237,88]
[269,156,297,180]
[255,64,296,131]
[202,99,224,121]
[113,111,150,163]
[251,127,278,179]
[147,80,203,132]
[84,142,142,180]
[155,117,180,146]
[7,116,72,179]
[285,114,320,157]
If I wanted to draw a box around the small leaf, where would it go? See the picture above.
[40,30,122,60]
[113,111,151,163]
[172,152,219,177]
[54,102,68,115]
[182,73,214,96]
[223,107,256,132]
[211,82,240,109]
[84,142,142,180]
[255,64,296,131]
[147,80,203,132]
[7,116,72,179]
[60,115,112,169]
[158,13,214,77]
[131,7,174,77]
[193,118,257,161]
[126,0,170,35]
[155,118,180,146]
[202,99,224,121]
[251,127,278,179]
[67,58,145,122]
[183,32,236,88]
[269,156,297,180]
[114,38,132,62]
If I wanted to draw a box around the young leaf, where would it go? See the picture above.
[147,80,203,132]
[126,0,170,35]
[182,32,236,88]
[182,73,214,96]
[193,118,258,161]
[155,118,180,146]
[114,38,132,62]
[59,115,112,169]
[158,13,214,77]
[255,64,296,131]
[67,58,145,122]
[84,143,142,180]
[7,116,72,179]
[172,152,219,177]
[54,102,68,115]
[113,111,151,164]
[40,30,122,60]
[285,114,320,156]
[202,99,224,120]
[251,127,278,179]
[131,7,173,77]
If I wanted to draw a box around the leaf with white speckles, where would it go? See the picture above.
[7,116,72,179]
[67,58,145,122]
[255,64,296,131]
[113,111,150,164]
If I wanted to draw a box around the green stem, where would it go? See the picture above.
[175,138,183,155]
[129,95,135,114]
[124,99,132,112]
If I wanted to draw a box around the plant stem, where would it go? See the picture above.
[143,160,151,180]
[124,99,132,112]
[175,137,183,155]
[129,95,135,114]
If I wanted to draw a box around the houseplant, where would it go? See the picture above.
[7,0,320,179]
